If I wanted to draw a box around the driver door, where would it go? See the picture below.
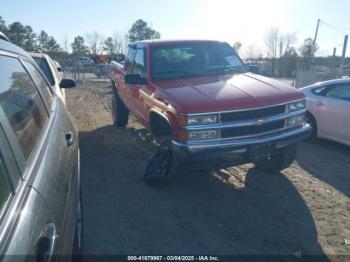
[125,48,148,124]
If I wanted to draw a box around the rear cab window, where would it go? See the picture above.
[124,47,136,74]
[132,49,146,78]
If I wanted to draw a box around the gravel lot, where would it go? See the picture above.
[66,81,350,260]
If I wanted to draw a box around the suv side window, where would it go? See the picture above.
[132,49,146,78]
[0,55,49,159]
[124,48,136,74]
[22,60,53,109]
[0,156,12,216]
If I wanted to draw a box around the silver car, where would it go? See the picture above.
[301,78,350,146]
[29,52,67,105]
[0,36,81,259]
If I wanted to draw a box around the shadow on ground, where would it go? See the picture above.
[79,125,327,258]
[297,139,350,197]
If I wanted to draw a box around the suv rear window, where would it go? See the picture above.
[0,56,49,159]
[32,57,55,86]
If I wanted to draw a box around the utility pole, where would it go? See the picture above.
[333,47,337,57]
[340,35,348,76]
[310,19,321,66]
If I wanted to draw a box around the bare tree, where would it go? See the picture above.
[113,31,129,55]
[85,31,104,55]
[232,41,242,54]
[242,45,263,60]
[62,35,69,53]
[264,27,280,76]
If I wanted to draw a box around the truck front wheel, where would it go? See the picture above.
[254,144,297,172]
[112,91,129,127]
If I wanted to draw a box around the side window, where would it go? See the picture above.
[124,48,136,74]
[0,156,11,216]
[0,55,49,159]
[132,49,146,78]
[326,84,350,101]
[22,60,53,109]
[312,86,327,96]
[32,57,55,86]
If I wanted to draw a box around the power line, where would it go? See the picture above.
[319,20,349,35]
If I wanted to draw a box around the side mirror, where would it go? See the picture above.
[60,79,76,89]
[124,74,147,85]
[248,65,259,74]
[57,67,63,72]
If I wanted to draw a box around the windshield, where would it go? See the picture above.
[151,42,247,81]
[33,57,55,86]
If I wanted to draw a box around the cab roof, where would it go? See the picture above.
[128,39,226,48]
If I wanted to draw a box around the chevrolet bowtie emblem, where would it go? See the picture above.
[256,119,267,126]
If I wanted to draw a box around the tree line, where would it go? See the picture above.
[233,27,349,77]
[0,16,160,61]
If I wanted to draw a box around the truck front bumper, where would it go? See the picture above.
[171,124,312,170]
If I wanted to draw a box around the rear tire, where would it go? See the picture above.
[254,144,297,172]
[112,90,129,127]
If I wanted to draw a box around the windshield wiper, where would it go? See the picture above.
[204,66,240,75]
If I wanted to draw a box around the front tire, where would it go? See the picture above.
[254,144,297,172]
[305,112,318,141]
[112,90,129,127]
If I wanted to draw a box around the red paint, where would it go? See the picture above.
[110,40,304,141]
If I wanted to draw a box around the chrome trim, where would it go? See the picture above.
[173,124,311,152]
[181,98,304,116]
[184,109,305,131]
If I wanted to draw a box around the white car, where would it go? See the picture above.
[29,52,70,104]
[301,79,350,146]
[77,56,94,66]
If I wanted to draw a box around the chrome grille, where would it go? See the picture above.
[221,120,285,138]
[221,105,286,122]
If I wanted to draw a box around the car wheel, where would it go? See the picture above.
[112,91,129,127]
[254,144,297,172]
[72,194,82,261]
[305,112,318,141]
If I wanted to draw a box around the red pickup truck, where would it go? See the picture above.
[110,40,311,181]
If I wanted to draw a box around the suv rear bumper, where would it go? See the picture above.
[171,124,311,170]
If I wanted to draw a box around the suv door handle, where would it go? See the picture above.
[36,223,56,262]
[65,131,74,147]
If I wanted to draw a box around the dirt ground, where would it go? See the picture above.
[66,81,350,260]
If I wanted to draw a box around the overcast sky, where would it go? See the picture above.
[2,0,350,56]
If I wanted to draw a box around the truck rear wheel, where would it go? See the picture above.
[254,144,297,172]
[112,91,129,127]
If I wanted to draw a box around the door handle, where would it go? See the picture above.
[65,131,74,147]
[36,223,56,262]
[316,101,324,106]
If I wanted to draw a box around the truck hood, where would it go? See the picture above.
[155,73,304,113]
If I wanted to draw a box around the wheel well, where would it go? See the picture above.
[149,112,171,137]
[306,111,318,133]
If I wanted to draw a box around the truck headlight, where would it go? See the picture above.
[187,114,218,126]
[287,100,305,112]
[287,114,305,127]
[188,130,219,141]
